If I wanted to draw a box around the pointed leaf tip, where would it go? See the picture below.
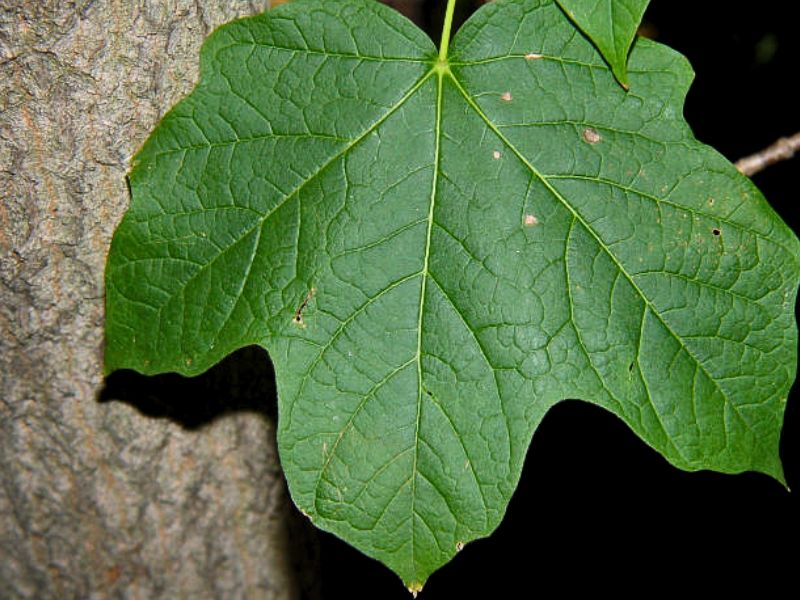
[556,0,650,89]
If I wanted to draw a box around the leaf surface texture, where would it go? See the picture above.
[105,0,800,587]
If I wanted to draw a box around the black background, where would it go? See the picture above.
[314,1,800,597]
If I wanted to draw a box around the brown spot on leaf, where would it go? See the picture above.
[582,128,601,144]
[456,541,465,552]
[712,228,721,236]
[501,91,513,102]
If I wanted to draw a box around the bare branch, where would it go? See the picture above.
[736,132,800,176]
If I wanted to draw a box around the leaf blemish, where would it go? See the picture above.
[582,128,601,144]
[712,228,721,236]
[293,286,317,328]
[456,541,465,552]
[524,214,539,227]
[501,91,513,102]
[493,150,502,160]
[525,52,543,60]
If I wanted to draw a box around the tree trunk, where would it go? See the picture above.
[0,2,319,598]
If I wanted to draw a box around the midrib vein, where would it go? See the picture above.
[410,70,444,580]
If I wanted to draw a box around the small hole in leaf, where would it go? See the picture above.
[712,228,721,236]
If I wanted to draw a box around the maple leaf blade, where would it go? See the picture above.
[105,0,799,589]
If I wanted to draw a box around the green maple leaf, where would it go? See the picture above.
[555,0,650,88]
[105,0,799,590]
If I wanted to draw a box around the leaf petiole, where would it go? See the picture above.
[438,0,458,64]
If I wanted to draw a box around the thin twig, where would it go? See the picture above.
[735,132,800,176]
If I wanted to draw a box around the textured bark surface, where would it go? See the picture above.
[0,2,321,598]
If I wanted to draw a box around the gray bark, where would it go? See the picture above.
[0,2,319,598]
